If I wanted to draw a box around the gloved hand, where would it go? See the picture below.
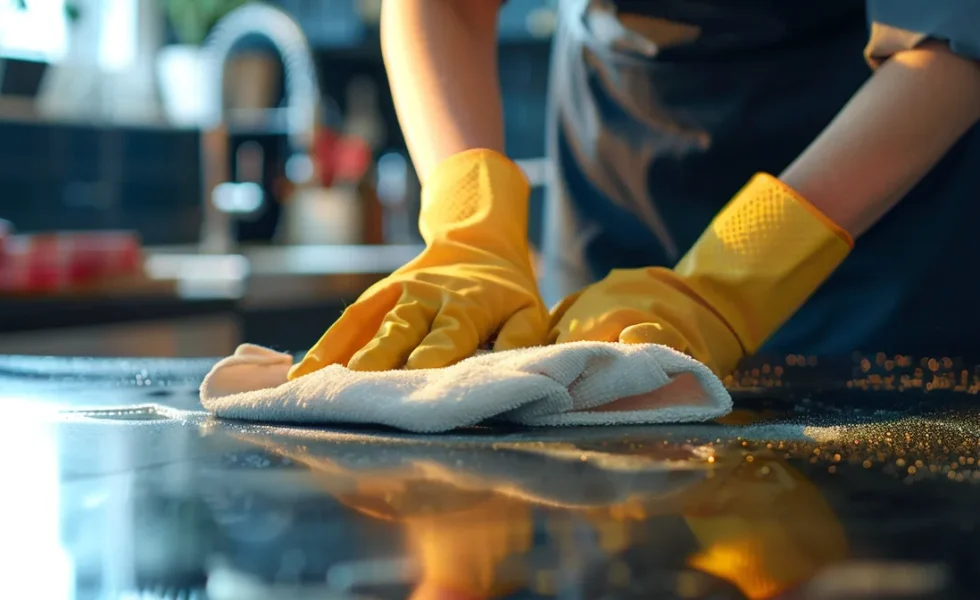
[549,173,853,376]
[289,149,548,378]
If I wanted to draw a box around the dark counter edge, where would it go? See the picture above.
[0,295,238,333]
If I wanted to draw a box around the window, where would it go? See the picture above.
[0,0,69,62]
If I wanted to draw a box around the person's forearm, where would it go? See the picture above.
[780,41,980,238]
[381,0,504,182]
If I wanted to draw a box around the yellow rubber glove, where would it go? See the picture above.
[289,149,548,378]
[550,173,853,376]
[407,496,533,600]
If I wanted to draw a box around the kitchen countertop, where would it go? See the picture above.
[0,294,238,334]
[3,352,980,599]
[0,244,423,334]
[144,243,424,309]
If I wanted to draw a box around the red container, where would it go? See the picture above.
[0,219,11,258]
[0,230,142,293]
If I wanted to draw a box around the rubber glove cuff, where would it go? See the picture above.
[674,172,853,356]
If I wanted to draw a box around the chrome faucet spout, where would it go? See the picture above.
[198,3,321,254]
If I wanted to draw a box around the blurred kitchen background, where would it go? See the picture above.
[0,0,554,357]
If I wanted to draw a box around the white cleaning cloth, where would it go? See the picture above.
[199,342,732,433]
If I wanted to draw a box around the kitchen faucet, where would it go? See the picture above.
[198,3,321,254]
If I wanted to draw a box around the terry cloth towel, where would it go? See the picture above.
[199,342,732,433]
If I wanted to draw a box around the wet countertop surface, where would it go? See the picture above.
[3,353,980,599]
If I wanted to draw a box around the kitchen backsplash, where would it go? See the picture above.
[0,121,202,244]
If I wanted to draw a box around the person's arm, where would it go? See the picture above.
[292,1,548,377]
[781,40,980,240]
[550,8,980,376]
[381,0,505,182]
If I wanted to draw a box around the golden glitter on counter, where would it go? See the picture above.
[792,408,980,485]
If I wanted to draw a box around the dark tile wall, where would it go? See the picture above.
[0,121,202,244]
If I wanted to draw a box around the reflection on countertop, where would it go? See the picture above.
[3,353,980,599]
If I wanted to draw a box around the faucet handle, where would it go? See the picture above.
[211,139,267,217]
[212,182,264,215]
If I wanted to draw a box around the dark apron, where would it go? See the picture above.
[541,0,980,357]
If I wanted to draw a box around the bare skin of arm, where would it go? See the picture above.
[781,41,980,239]
[380,0,505,183]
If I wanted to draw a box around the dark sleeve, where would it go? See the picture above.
[864,0,980,68]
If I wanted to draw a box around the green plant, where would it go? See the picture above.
[162,0,250,46]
